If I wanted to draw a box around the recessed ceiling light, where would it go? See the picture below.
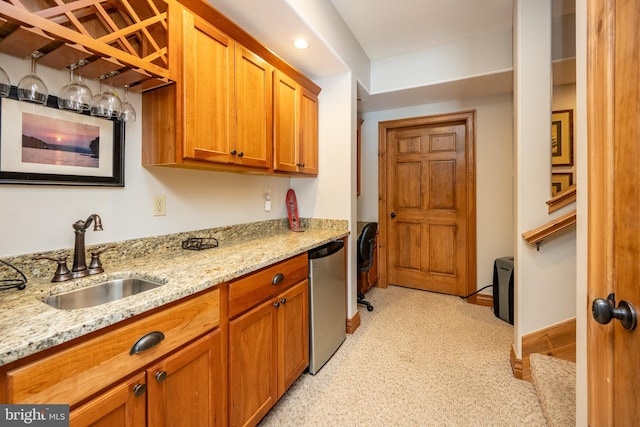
[293,38,309,49]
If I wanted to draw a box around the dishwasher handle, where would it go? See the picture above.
[309,240,344,260]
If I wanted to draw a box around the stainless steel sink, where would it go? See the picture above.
[44,278,163,310]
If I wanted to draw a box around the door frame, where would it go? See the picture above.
[378,111,477,297]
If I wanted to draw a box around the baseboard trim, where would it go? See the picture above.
[468,293,493,307]
[346,311,361,334]
[510,345,523,379]
[510,317,576,381]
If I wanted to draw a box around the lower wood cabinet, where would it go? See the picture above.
[228,255,309,427]
[70,372,147,427]
[0,254,313,427]
[70,331,224,427]
[146,331,225,427]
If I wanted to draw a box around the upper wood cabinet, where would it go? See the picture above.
[273,70,319,176]
[143,6,274,171]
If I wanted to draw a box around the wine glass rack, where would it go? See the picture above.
[0,0,174,92]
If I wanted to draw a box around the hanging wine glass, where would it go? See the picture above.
[119,85,136,123]
[58,64,92,112]
[17,52,48,105]
[90,74,121,118]
[0,66,10,98]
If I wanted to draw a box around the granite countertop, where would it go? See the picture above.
[0,221,348,367]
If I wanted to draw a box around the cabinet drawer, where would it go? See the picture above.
[6,288,220,407]
[229,253,308,318]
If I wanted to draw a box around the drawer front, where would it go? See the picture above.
[6,288,220,406]
[229,253,308,318]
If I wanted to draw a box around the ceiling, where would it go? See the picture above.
[328,0,513,61]
[206,0,573,113]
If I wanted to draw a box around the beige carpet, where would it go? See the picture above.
[530,353,576,427]
[259,285,548,427]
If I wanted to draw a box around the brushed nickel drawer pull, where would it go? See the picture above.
[272,273,284,285]
[130,331,165,355]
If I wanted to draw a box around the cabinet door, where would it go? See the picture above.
[273,70,299,173]
[277,280,309,397]
[183,10,234,164]
[298,88,318,175]
[229,299,278,427]
[70,372,146,427]
[147,331,225,427]
[235,44,273,169]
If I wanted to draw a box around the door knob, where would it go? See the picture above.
[592,293,637,330]
[390,212,396,218]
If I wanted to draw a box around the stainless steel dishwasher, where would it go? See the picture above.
[308,239,346,375]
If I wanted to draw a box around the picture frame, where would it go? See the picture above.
[551,172,574,196]
[0,86,124,186]
[551,109,573,167]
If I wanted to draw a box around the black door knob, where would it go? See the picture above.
[592,293,637,330]
[390,212,396,218]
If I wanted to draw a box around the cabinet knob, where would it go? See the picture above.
[155,370,168,383]
[273,301,280,308]
[230,149,237,155]
[280,298,287,305]
[237,151,244,157]
[133,384,147,396]
[296,163,305,167]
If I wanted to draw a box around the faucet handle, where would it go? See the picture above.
[88,244,116,274]
[33,255,73,282]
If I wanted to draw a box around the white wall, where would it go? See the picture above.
[370,29,513,94]
[358,93,514,293]
[291,72,357,317]
[0,52,292,257]
[513,0,576,358]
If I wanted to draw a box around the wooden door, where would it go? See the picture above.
[298,88,319,175]
[380,112,476,296]
[70,372,146,427]
[229,298,277,427]
[183,11,234,164]
[234,44,273,169]
[277,281,309,397]
[273,70,299,173]
[146,331,224,427]
[587,0,640,424]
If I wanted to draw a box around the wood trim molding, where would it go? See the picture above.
[510,344,523,379]
[547,184,576,213]
[346,311,361,334]
[467,293,493,307]
[522,209,577,249]
[510,317,576,381]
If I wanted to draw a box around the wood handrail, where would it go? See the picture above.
[547,184,576,213]
[522,209,577,250]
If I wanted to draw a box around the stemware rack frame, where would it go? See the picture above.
[0,0,175,92]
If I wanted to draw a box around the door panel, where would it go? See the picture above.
[229,299,277,427]
[587,0,639,423]
[183,12,233,163]
[235,45,272,168]
[385,114,474,296]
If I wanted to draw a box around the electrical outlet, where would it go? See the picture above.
[153,195,166,216]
